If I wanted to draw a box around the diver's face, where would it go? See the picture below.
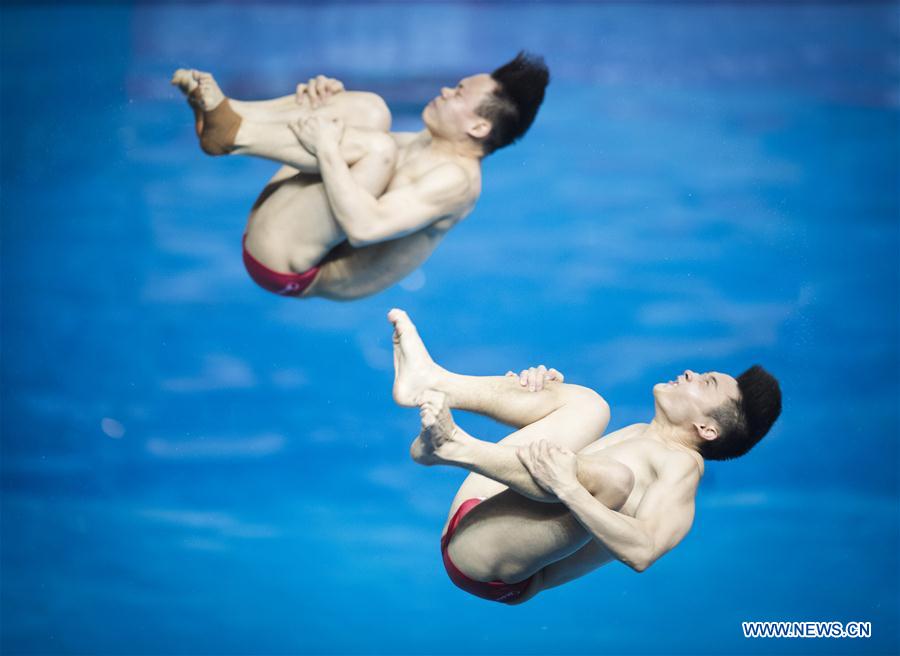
[422,73,496,140]
[653,369,740,428]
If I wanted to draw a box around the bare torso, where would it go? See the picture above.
[447,424,704,584]
[246,130,481,300]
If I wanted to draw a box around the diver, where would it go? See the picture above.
[387,309,781,604]
[171,53,549,299]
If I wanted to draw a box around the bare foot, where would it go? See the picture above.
[171,68,199,96]
[388,308,444,407]
[171,69,226,111]
[411,390,461,465]
[170,68,241,155]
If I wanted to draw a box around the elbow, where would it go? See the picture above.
[631,559,651,574]
[344,215,403,247]
[345,233,374,248]
[343,223,386,248]
[340,204,394,247]
[628,544,656,573]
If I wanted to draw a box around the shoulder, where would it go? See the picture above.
[636,437,698,480]
[390,130,426,148]
[427,161,471,185]
[657,448,702,490]
[418,162,474,203]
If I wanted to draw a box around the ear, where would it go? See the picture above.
[466,118,491,140]
[693,422,719,442]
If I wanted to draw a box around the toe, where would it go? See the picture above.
[389,308,409,323]
[388,308,415,333]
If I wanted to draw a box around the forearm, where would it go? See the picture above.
[316,142,382,242]
[556,485,653,572]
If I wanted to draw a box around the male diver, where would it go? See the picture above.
[171,53,549,299]
[387,309,781,604]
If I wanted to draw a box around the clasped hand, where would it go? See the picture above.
[517,439,580,496]
[290,115,344,156]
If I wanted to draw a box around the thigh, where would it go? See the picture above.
[446,489,591,583]
[230,90,390,130]
[316,91,391,132]
[447,459,629,584]
[245,174,342,272]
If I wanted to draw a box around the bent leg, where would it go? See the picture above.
[232,124,389,173]
[227,95,297,123]
[389,309,610,436]
[387,310,636,587]
[231,91,394,171]
[172,69,392,170]
[232,90,391,131]
[416,389,628,506]
[388,309,616,507]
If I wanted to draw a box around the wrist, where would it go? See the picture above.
[319,138,341,156]
[555,481,588,504]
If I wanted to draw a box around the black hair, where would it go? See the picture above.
[476,51,550,155]
[701,365,782,461]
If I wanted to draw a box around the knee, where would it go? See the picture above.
[561,385,611,433]
[579,457,635,510]
[362,130,398,167]
[611,465,636,509]
[342,91,392,132]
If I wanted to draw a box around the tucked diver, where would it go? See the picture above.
[387,309,781,604]
[171,54,549,299]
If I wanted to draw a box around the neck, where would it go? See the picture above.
[425,131,483,160]
[646,417,702,455]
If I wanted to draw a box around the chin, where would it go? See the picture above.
[422,103,435,125]
[652,382,680,408]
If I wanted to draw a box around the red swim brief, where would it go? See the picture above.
[440,497,535,604]
[242,234,320,297]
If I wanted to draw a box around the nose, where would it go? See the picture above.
[684,370,695,381]
[440,87,452,99]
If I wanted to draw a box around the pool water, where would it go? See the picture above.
[2,3,898,654]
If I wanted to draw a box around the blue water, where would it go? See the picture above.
[2,2,898,654]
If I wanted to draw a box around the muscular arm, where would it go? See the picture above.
[316,141,471,246]
[555,455,699,572]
